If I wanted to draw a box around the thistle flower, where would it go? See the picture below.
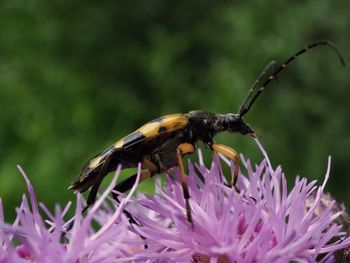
[0,141,349,262]
[126,140,350,262]
[0,165,144,262]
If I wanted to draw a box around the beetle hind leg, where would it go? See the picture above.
[112,158,157,224]
[112,170,153,226]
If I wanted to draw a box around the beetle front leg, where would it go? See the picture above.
[176,143,195,225]
[212,143,240,191]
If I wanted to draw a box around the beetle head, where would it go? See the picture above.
[224,113,256,137]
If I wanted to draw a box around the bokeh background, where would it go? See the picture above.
[0,1,349,221]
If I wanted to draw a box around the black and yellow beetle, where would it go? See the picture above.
[69,40,345,224]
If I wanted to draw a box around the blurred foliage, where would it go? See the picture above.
[0,0,349,221]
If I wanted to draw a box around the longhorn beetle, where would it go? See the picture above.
[70,40,345,225]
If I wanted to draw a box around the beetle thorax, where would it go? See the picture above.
[185,111,223,141]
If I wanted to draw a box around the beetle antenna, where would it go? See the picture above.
[238,40,346,117]
[240,60,277,113]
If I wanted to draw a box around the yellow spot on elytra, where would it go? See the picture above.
[138,114,188,137]
[89,156,102,168]
[114,140,123,148]
[138,122,163,137]
[114,114,188,148]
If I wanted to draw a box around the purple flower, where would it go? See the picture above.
[127,140,350,262]
[0,140,349,262]
[0,165,144,262]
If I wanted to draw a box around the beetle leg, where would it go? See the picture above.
[112,158,158,225]
[112,169,153,225]
[176,143,195,225]
[111,166,156,249]
[110,170,153,249]
[142,157,158,172]
[112,170,153,199]
[212,144,240,191]
[112,157,158,196]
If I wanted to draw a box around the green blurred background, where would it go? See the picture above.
[0,1,349,221]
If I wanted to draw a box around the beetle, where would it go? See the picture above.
[69,40,345,224]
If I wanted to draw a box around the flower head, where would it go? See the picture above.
[1,140,349,262]
[127,140,350,262]
[0,165,143,262]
